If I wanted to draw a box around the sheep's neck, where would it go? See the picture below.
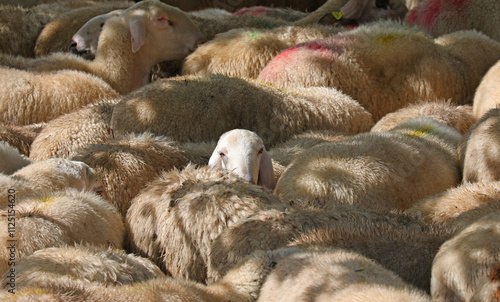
[130,54,152,92]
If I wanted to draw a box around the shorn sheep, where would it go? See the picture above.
[0,250,277,301]
[405,181,500,227]
[274,118,461,212]
[0,142,30,175]
[459,108,500,183]
[110,74,374,148]
[71,132,197,217]
[431,212,500,302]
[473,59,500,120]
[2,244,165,289]
[257,247,430,302]
[371,101,475,135]
[0,189,124,276]
[209,129,275,190]
[29,99,117,161]
[257,21,500,121]
[406,0,500,42]
[0,158,103,208]
[0,0,206,125]
[125,164,287,283]
[208,203,454,291]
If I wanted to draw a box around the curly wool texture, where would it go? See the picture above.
[431,213,500,302]
[258,22,500,121]
[0,123,45,157]
[110,74,373,148]
[371,101,475,134]
[0,250,277,302]
[4,244,165,289]
[126,164,287,283]
[257,247,429,302]
[209,204,453,291]
[0,158,102,208]
[0,189,124,276]
[182,25,345,79]
[406,181,500,227]
[274,119,461,212]
[473,60,500,120]
[29,100,117,161]
[405,0,500,42]
[71,132,195,217]
[459,108,500,183]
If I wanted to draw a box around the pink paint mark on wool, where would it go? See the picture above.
[234,6,267,16]
[406,0,442,29]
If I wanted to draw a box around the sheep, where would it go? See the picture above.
[209,129,275,190]
[208,203,454,291]
[125,164,287,283]
[0,5,52,57]
[0,249,276,301]
[35,2,133,57]
[471,264,500,302]
[274,118,461,212]
[0,0,206,125]
[29,99,117,161]
[71,9,124,59]
[70,132,201,217]
[257,22,500,121]
[0,123,45,157]
[234,6,307,22]
[0,142,30,175]
[181,25,345,79]
[473,60,500,120]
[431,212,500,302]
[154,0,328,13]
[0,188,124,276]
[319,284,432,302]
[110,74,374,148]
[295,0,408,26]
[459,108,500,183]
[0,158,103,208]
[405,0,500,43]
[3,244,165,289]
[268,130,349,167]
[257,247,431,302]
[405,181,500,227]
[371,101,475,135]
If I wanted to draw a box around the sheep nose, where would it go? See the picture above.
[70,41,78,53]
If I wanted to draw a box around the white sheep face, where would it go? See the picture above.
[209,129,275,190]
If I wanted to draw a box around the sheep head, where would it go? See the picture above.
[209,129,275,190]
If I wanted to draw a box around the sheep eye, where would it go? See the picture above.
[258,148,264,154]
[100,22,105,28]
[219,152,225,157]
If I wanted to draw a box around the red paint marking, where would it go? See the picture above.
[234,6,267,16]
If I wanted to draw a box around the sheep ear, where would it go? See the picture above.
[340,0,370,20]
[208,149,222,168]
[259,150,275,190]
[129,18,146,53]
